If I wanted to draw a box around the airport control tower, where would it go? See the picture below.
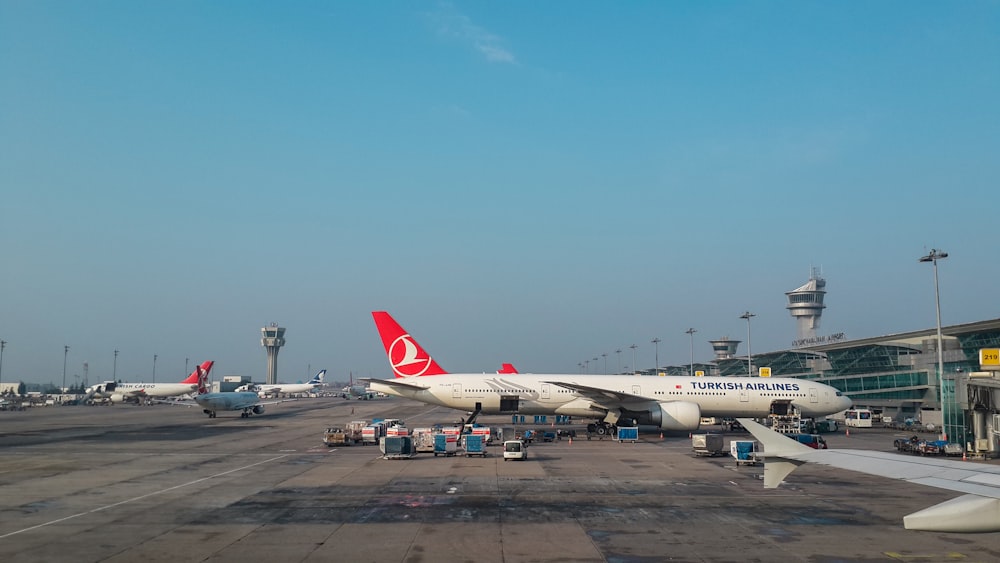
[709,337,741,361]
[786,268,826,342]
[261,323,286,385]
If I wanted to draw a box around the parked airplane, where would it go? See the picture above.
[238,370,325,397]
[739,417,1000,533]
[107,360,214,404]
[364,311,852,433]
[192,365,288,418]
[84,381,118,403]
[340,371,375,399]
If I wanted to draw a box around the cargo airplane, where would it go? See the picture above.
[363,311,852,433]
[739,417,1000,533]
[106,360,214,404]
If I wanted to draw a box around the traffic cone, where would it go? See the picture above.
[661,432,665,440]
[963,450,967,461]
[846,427,850,437]
[568,437,572,445]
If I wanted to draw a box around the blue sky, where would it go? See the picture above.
[2,2,998,386]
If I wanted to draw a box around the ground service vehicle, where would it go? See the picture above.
[731,440,758,465]
[323,428,348,447]
[845,408,874,428]
[790,434,828,449]
[464,434,488,457]
[616,427,639,443]
[434,433,457,456]
[692,433,725,456]
[503,440,527,461]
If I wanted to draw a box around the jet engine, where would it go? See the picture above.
[636,401,702,431]
[252,405,265,415]
[109,393,126,404]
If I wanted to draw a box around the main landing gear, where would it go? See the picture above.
[586,422,617,440]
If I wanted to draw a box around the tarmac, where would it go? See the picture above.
[1,397,999,562]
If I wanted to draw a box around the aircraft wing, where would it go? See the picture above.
[359,377,431,391]
[543,381,647,405]
[152,398,196,407]
[738,417,1000,533]
[257,398,294,407]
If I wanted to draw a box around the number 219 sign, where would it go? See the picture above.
[980,349,1000,368]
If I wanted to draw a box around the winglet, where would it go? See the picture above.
[372,311,448,377]
[737,418,811,488]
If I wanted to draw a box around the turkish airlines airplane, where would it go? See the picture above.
[107,361,215,404]
[740,417,1000,533]
[364,311,852,433]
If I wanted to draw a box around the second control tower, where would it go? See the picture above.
[786,268,826,342]
[261,323,286,385]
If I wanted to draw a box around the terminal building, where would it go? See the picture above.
[654,273,1000,456]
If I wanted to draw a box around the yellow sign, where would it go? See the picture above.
[981,348,1000,367]
[695,370,705,377]
[758,367,772,378]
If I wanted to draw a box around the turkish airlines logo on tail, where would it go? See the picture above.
[389,334,433,377]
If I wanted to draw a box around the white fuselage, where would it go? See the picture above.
[254,383,318,396]
[194,391,261,412]
[113,382,198,400]
[369,373,851,420]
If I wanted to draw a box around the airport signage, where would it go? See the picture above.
[980,348,1000,370]
[695,370,705,377]
[792,332,846,348]
[758,367,771,378]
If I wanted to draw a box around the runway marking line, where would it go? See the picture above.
[0,454,289,539]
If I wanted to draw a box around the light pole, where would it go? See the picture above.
[615,349,622,374]
[0,340,6,393]
[685,328,697,377]
[185,358,189,377]
[602,353,608,374]
[113,349,119,381]
[83,362,88,390]
[578,362,584,374]
[584,359,590,373]
[919,248,948,440]
[739,312,755,376]
[651,338,661,374]
[152,354,158,383]
[629,344,637,375]
[63,345,70,393]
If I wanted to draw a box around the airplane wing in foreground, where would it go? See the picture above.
[737,417,1000,533]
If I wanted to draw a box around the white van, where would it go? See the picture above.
[503,440,527,461]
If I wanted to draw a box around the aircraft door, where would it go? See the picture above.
[632,385,641,395]
[740,388,749,403]
[452,383,462,399]
[809,387,819,403]
[541,383,550,400]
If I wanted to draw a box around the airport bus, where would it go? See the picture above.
[844,408,874,428]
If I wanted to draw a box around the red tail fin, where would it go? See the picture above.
[181,360,214,384]
[196,364,212,395]
[498,363,519,374]
[372,311,448,377]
